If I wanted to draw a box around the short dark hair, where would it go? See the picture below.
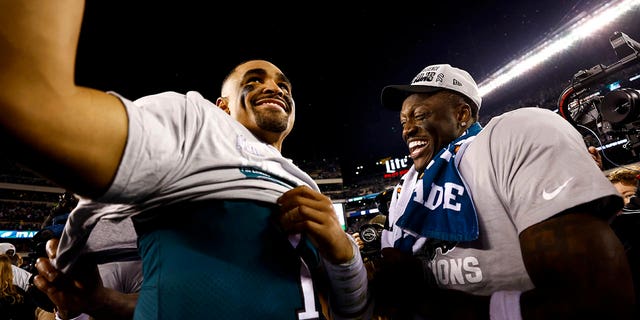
[442,90,479,120]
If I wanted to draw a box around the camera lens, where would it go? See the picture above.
[601,88,640,125]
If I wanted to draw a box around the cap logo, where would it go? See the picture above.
[412,71,436,84]
[381,64,481,110]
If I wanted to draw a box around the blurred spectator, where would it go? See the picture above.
[0,254,36,320]
[607,165,640,208]
[0,243,16,256]
[0,242,31,292]
[608,164,640,308]
[0,201,52,230]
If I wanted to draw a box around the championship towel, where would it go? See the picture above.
[395,122,482,250]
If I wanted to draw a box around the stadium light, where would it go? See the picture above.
[478,0,640,97]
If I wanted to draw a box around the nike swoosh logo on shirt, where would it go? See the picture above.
[542,177,574,200]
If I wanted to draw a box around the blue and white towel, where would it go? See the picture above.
[394,123,482,251]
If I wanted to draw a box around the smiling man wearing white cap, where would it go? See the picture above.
[370,64,635,319]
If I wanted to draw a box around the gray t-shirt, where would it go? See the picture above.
[89,218,142,293]
[382,107,620,296]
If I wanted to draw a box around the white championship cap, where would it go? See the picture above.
[381,63,482,110]
[0,242,16,256]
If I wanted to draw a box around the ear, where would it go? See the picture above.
[457,103,471,123]
[215,97,231,115]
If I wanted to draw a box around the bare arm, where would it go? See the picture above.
[0,0,128,197]
[519,210,635,319]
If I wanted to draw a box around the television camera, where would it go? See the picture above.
[357,188,394,260]
[558,31,640,158]
[558,32,640,305]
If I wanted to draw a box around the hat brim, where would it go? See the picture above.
[380,85,443,110]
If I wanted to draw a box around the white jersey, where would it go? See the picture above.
[54,91,369,320]
[55,91,318,273]
[382,107,621,295]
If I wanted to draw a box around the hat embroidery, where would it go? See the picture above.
[413,72,434,84]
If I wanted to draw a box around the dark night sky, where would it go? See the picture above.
[71,0,640,183]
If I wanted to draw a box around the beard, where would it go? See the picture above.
[255,108,289,133]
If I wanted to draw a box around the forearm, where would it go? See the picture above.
[323,241,371,319]
[519,211,635,319]
[0,0,84,179]
[0,0,127,196]
[0,0,84,106]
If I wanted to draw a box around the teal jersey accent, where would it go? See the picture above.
[239,167,299,189]
[134,200,325,320]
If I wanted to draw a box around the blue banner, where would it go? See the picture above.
[0,230,38,238]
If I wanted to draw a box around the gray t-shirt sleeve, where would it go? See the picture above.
[485,108,622,233]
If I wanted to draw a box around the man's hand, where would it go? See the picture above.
[588,146,603,170]
[350,232,365,250]
[276,185,354,264]
[33,238,137,320]
[33,256,103,319]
